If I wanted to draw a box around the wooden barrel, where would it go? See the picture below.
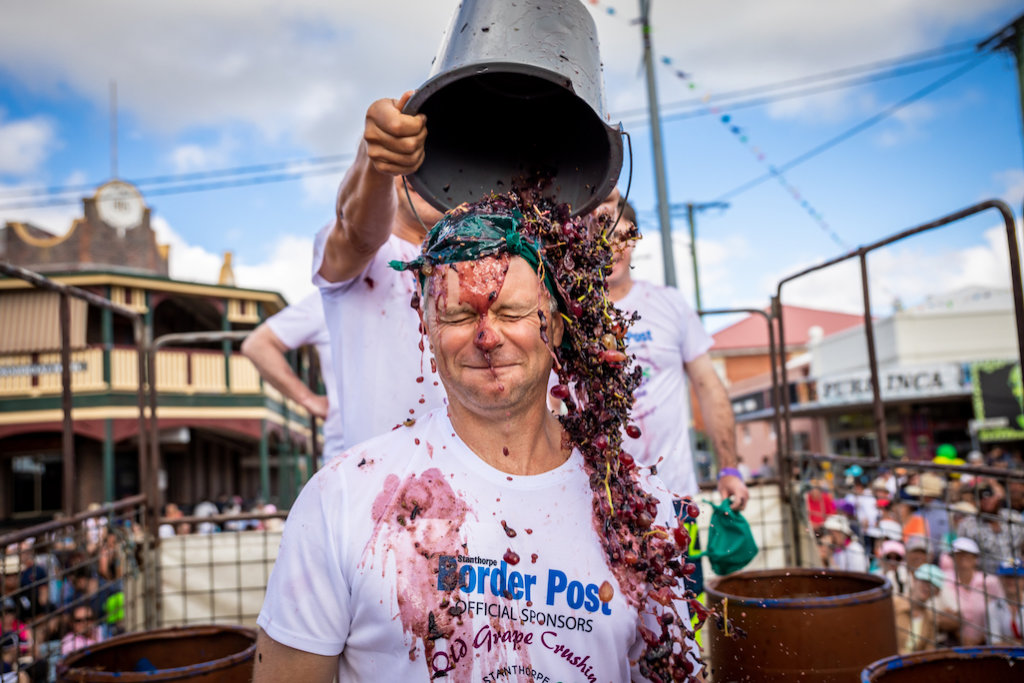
[57,625,256,682]
[706,568,897,682]
[861,646,1024,681]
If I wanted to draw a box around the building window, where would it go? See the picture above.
[10,453,62,516]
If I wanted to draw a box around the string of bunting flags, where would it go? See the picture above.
[585,0,850,250]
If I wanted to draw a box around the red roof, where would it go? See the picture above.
[712,304,864,351]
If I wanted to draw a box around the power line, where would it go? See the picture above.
[0,153,354,200]
[614,39,979,120]
[713,54,991,203]
[616,53,978,125]
[0,164,349,211]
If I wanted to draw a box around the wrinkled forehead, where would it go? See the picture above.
[426,255,545,309]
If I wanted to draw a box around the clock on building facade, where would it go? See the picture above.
[94,180,146,236]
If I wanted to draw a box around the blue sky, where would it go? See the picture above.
[0,0,1021,331]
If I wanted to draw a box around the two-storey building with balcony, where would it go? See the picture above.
[0,181,315,527]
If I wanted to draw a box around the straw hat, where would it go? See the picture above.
[905,472,946,498]
[950,501,977,515]
[823,514,853,536]
[1,554,20,575]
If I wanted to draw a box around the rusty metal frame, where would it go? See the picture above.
[146,330,320,510]
[697,307,784,482]
[697,305,808,565]
[775,199,1022,465]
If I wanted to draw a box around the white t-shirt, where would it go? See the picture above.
[258,409,693,682]
[616,280,713,498]
[265,292,343,458]
[987,595,1024,644]
[312,227,447,454]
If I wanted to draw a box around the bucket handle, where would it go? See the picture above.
[400,128,634,233]
[604,128,633,238]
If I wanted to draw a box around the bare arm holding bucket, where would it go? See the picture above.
[319,91,428,283]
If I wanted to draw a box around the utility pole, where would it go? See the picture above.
[639,0,677,287]
[979,13,1024,165]
[110,80,118,179]
[672,201,729,316]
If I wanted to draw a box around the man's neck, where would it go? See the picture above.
[447,400,568,476]
[607,275,633,302]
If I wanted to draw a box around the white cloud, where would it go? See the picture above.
[234,234,317,304]
[629,228,751,309]
[758,221,1023,314]
[0,0,1013,155]
[0,189,80,236]
[150,216,224,285]
[169,141,235,173]
[0,113,58,175]
[993,168,1024,206]
[150,216,315,304]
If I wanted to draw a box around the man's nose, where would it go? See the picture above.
[474,320,500,352]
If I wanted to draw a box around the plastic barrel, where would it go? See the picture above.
[706,568,897,682]
[57,625,256,682]
[861,646,1024,682]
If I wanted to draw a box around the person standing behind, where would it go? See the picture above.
[893,563,947,654]
[600,197,748,599]
[312,92,447,448]
[242,292,343,459]
[601,197,748,509]
[821,514,869,572]
[987,561,1024,645]
[943,536,1003,646]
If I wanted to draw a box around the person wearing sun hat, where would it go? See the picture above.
[893,562,949,654]
[871,538,910,595]
[947,535,1003,645]
[902,471,949,563]
[821,514,869,572]
[988,561,1024,645]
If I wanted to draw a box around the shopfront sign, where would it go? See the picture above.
[0,361,87,377]
[970,360,1023,441]
[817,363,968,406]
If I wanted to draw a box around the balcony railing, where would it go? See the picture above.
[0,345,297,411]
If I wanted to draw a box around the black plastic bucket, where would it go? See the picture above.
[405,0,622,216]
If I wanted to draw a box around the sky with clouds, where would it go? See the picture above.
[0,0,1021,330]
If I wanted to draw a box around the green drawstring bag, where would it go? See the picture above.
[695,498,758,575]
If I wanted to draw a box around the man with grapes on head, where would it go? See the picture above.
[255,195,706,681]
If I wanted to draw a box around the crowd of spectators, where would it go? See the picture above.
[1,493,283,682]
[805,444,1024,653]
[156,495,284,538]
[1,507,139,682]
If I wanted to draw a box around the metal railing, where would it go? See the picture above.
[154,509,288,628]
[0,497,148,681]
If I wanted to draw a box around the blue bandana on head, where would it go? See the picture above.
[388,207,563,311]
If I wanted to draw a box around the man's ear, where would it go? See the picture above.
[548,304,565,349]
